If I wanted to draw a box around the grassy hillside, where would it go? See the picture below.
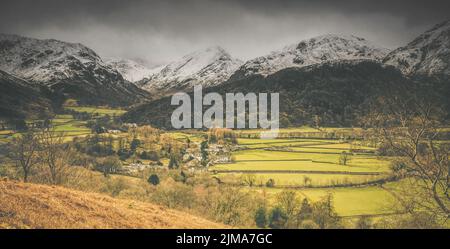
[0,180,225,229]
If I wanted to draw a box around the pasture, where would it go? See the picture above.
[211,136,398,217]
[65,106,127,116]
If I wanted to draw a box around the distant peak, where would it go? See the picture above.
[179,46,237,64]
[189,45,229,56]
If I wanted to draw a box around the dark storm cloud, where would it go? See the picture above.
[0,0,449,64]
[231,0,450,25]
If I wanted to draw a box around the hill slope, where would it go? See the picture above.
[0,70,52,119]
[0,180,225,228]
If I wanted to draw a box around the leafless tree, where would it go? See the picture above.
[241,174,257,187]
[38,128,74,184]
[364,86,449,220]
[9,130,40,182]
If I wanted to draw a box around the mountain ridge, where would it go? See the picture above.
[0,33,150,107]
[383,20,450,76]
[230,34,390,81]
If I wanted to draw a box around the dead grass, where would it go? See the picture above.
[0,179,226,229]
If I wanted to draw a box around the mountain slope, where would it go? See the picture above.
[0,34,150,106]
[230,34,389,80]
[105,58,157,83]
[0,180,225,229]
[123,60,416,128]
[0,70,52,119]
[138,46,242,93]
[383,20,450,76]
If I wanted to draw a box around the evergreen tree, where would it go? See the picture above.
[200,140,209,167]
[255,206,267,228]
[180,171,187,183]
[130,137,141,152]
[298,198,313,222]
[148,174,160,186]
[269,207,287,229]
[168,154,179,169]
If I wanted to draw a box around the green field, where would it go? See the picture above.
[65,106,127,116]
[235,126,362,134]
[212,160,390,173]
[1,107,126,142]
[211,136,397,217]
[237,138,337,149]
[212,143,391,174]
[217,172,387,187]
[168,132,205,143]
[261,186,397,216]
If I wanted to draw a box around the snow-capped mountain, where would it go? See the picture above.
[231,34,389,79]
[0,34,149,106]
[105,58,158,83]
[383,20,450,76]
[139,46,242,92]
[0,34,108,84]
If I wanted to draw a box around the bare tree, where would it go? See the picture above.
[364,85,449,220]
[241,174,257,187]
[38,129,74,184]
[9,130,40,182]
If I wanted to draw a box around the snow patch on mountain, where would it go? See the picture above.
[105,58,159,83]
[383,20,450,76]
[234,34,389,78]
[139,46,243,92]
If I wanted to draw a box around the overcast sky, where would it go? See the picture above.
[1,0,449,66]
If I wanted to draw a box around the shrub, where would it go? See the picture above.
[94,156,122,177]
[139,151,159,161]
[151,178,196,209]
[265,178,275,187]
[101,177,128,197]
[299,219,320,229]
[355,215,372,229]
[148,174,160,186]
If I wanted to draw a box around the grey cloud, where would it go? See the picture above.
[0,0,448,64]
